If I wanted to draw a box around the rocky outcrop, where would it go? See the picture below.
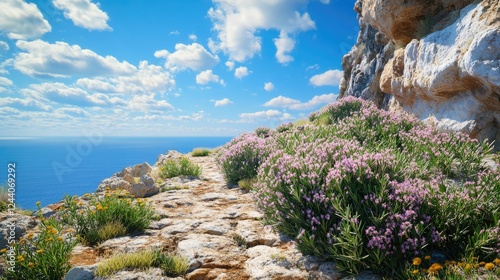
[97,162,159,198]
[340,0,500,149]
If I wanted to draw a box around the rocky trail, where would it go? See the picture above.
[2,152,379,280]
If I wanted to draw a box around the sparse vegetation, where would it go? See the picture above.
[0,185,8,212]
[160,157,202,179]
[161,184,190,192]
[154,251,190,277]
[2,202,76,280]
[232,233,249,248]
[191,147,211,157]
[60,189,154,246]
[237,177,257,191]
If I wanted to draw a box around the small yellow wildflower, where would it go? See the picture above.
[465,264,472,270]
[412,269,419,275]
[413,257,422,266]
[28,262,35,268]
[27,232,34,240]
[0,248,7,253]
[17,255,25,262]
[58,237,64,241]
[96,204,103,211]
[36,249,44,254]
[479,261,486,266]
[484,263,495,270]
[428,263,443,274]
[36,201,41,206]
[424,255,431,261]
[494,258,500,266]
[50,228,58,235]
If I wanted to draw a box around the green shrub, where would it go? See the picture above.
[191,148,211,157]
[2,203,76,280]
[160,157,201,179]
[216,133,270,184]
[255,126,271,138]
[0,186,8,212]
[60,190,154,246]
[238,177,257,191]
[253,97,500,278]
[154,252,189,277]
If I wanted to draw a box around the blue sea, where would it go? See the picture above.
[0,136,232,210]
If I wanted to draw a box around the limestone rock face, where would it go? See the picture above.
[341,0,500,149]
[97,162,158,198]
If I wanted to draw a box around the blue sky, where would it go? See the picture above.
[0,0,358,137]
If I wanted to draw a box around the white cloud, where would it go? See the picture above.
[52,0,111,31]
[76,61,175,94]
[154,43,219,72]
[234,66,250,79]
[0,41,9,52]
[22,82,126,107]
[54,107,89,118]
[189,34,197,41]
[214,98,232,106]
[306,64,319,71]
[0,0,51,39]
[208,0,315,62]
[320,0,331,4]
[169,30,180,35]
[225,61,235,70]
[264,82,275,91]
[196,70,223,85]
[0,77,13,86]
[274,31,295,64]
[127,94,174,112]
[240,110,282,120]
[264,93,337,110]
[14,40,136,78]
[310,70,343,86]
[0,97,52,111]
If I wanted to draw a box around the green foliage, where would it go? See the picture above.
[237,177,257,191]
[191,147,211,157]
[255,126,271,138]
[153,251,189,277]
[160,157,202,179]
[60,190,154,246]
[0,186,7,212]
[2,203,76,280]
[95,250,156,277]
[247,97,499,278]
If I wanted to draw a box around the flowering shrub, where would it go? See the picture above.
[2,203,76,280]
[255,126,271,138]
[216,133,270,184]
[249,97,500,277]
[60,190,154,246]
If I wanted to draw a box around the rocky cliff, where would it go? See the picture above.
[340,0,499,150]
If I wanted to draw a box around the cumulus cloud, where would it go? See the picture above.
[189,34,197,41]
[22,82,126,107]
[0,97,52,111]
[127,94,174,112]
[240,110,282,119]
[264,93,337,110]
[274,31,295,64]
[76,61,175,94]
[154,43,219,72]
[208,0,315,62]
[234,66,250,79]
[0,0,51,39]
[320,0,330,4]
[310,70,343,86]
[0,77,13,86]
[14,40,136,78]
[264,82,275,91]
[214,98,232,106]
[225,61,235,71]
[196,70,223,85]
[52,0,111,30]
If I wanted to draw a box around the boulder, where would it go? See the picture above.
[0,214,37,249]
[97,177,130,192]
[64,266,96,280]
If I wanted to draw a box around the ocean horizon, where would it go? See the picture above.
[0,136,233,210]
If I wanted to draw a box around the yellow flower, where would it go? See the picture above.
[17,255,25,262]
[484,263,495,270]
[50,228,58,235]
[424,255,431,261]
[0,248,7,254]
[27,232,34,240]
[28,262,35,268]
[412,269,419,275]
[413,257,422,266]
[36,249,44,254]
[479,261,486,266]
[96,204,103,211]
[494,258,500,266]
[465,263,472,270]
[36,201,41,206]
[428,263,443,273]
